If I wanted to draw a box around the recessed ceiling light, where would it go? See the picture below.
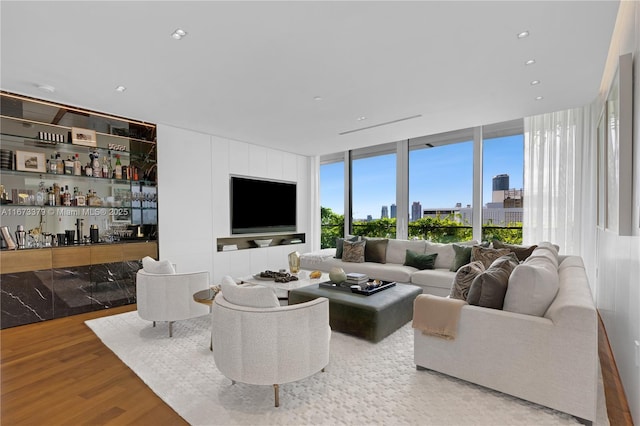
[530,80,541,86]
[171,28,187,40]
[517,31,530,39]
[535,96,544,101]
[313,96,323,101]
[525,59,536,66]
[356,116,367,121]
[36,84,55,93]
[115,85,126,92]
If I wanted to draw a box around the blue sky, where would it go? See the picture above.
[320,134,523,219]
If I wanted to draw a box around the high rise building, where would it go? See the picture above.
[411,201,422,222]
[381,205,388,219]
[390,203,397,219]
[492,174,510,203]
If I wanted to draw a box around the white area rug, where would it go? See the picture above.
[86,312,609,425]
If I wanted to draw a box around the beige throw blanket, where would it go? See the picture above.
[412,294,468,340]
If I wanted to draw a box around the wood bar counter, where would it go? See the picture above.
[0,241,157,329]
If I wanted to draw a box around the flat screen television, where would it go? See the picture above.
[230,176,297,234]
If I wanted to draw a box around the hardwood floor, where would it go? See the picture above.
[1,306,633,425]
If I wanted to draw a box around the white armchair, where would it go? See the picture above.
[211,287,331,407]
[136,267,210,337]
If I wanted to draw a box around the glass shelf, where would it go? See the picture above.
[1,133,131,158]
[0,168,156,186]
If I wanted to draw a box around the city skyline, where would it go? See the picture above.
[320,134,524,220]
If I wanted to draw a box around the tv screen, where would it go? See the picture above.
[230,176,297,234]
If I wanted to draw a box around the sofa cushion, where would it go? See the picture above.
[404,250,438,270]
[142,256,175,274]
[220,275,280,308]
[335,235,359,259]
[386,239,426,264]
[342,239,366,263]
[425,242,456,270]
[492,240,537,262]
[528,244,559,268]
[503,255,559,317]
[410,268,456,291]
[449,260,485,300]
[467,255,519,309]
[364,238,389,264]
[471,246,513,269]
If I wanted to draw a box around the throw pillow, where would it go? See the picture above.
[503,255,559,316]
[385,239,427,264]
[342,239,366,263]
[220,275,280,308]
[467,255,519,309]
[404,250,438,270]
[424,242,455,270]
[449,260,485,300]
[142,256,175,274]
[450,244,473,272]
[335,235,359,259]
[470,246,513,269]
[492,240,537,262]
[364,238,389,264]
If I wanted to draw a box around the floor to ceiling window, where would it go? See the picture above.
[408,131,474,242]
[320,159,345,248]
[481,132,524,244]
[319,119,524,245]
[351,150,396,238]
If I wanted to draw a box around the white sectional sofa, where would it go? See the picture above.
[413,249,598,423]
[300,238,464,296]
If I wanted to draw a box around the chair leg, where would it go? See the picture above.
[169,321,173,337]
[152,321,156,327]
[231,380,236,385]
[273,384,279,407]
[322,367,325,372]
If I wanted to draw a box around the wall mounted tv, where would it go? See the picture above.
[230,176,297,234]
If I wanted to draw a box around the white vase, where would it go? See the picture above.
[329,267,347,284]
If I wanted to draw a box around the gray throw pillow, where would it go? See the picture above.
[493,240,537,262]
[471,246,513,269]
[467,255,519,309]
[342,239,366,263]
[335,235,359,259]
[364,238,389,264]
[404,250,438,270]
[449,260,485,300]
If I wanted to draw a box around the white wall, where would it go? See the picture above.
[593,2,640,423]
[157,125,311,283]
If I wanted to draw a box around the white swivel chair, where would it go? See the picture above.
[136,257,210,337]
[212,276,330,407]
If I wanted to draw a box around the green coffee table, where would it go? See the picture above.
[288,282,422,342]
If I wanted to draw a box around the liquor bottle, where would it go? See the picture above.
[102,156,109,178]
[48,187,56,206]
[73,154,82,176]
[92,152,101,178]
[114,154,122,179]
[56,153,64,175]
[36,181,46,206]
[49,154,57,174]
[65,156,74,175]
[53,183,61,206]
[63,185,71,206]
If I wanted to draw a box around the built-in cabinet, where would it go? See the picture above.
[0,92,159,328]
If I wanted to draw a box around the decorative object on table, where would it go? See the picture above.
[329,267,347,284]
[351,280,396,296]
[253,238,273,248]
[256,270,299,283]
[70,127,97,147]
[288,251,300,273]
[309,270,322,279]
[345,272,368,285]
[15,150,46,172]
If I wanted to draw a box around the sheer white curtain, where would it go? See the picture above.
[523,107,594,255]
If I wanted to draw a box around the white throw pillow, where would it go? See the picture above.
[386,239,426,264]
[503,256,559,317]
[220,275,280,308]
[142,256,176,274]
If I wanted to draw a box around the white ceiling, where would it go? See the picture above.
[0,1,619,156]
